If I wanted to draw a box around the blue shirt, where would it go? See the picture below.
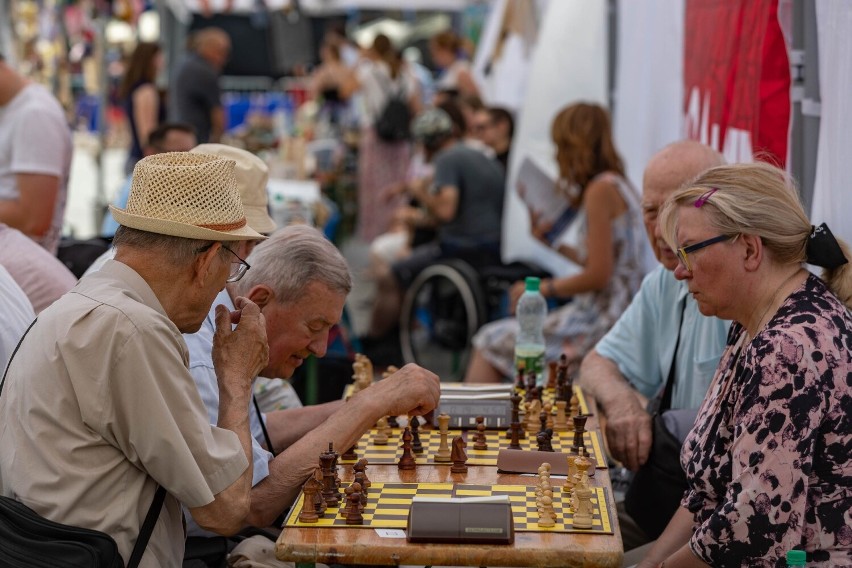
[101,175,132,238]
[182,289,272,536]
[595,265,730,410]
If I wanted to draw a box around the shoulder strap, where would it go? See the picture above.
[1,318,166,568]
[648,299,687,415]
[253,395,277,456]
[126,486,167,568]
[0,318,37,397]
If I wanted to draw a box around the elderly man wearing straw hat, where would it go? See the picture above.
[0,152,272,567]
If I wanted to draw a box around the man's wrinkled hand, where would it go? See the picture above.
[604,400,653,471]
[212,297,269,391]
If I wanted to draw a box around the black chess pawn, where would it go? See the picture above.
[572,414,588,455]
[398,427,417,470]
[473,416,488,450]
[353,458,371,489]
[387,415,399,428]
[410,416,423,454]
[509,422,522,450]
[539,410,548,436]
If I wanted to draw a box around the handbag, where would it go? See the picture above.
[0,319,166,567]
[623,300,692,540]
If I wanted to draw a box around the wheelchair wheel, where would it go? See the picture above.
[399,260,488,381]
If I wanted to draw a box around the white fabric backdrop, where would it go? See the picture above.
[501,0,609,276]
[810,0,852,248]
[612,0,685,191]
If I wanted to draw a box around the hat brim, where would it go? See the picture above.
[244,206,277,235]
[110,205,266,241]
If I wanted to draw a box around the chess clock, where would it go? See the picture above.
[432,398,512,429]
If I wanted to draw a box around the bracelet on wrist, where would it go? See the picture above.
[545,279,557,298]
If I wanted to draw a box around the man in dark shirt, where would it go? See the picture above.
[171,28,230,143]
[368,108,505,337]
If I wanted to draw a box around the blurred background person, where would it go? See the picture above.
[101,122,197,238]
[119,42,165,175]
[171,27,230,143]
[430,30,480,101]
[0,221,77,313]
[475,106,514,172]
[309,40,355,135]
[350,33,421,243]
[0,52,71,254]
[465,102,648,382]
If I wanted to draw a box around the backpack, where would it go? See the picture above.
[374,76,411,142]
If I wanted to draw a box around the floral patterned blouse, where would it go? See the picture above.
[680,274,852,567]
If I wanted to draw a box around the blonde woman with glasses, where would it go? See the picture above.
[637,161,852,567]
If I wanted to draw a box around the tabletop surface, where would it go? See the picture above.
[275,401,623,568]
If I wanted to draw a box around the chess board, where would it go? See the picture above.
[284,481,613,534]
[339,427,607,469]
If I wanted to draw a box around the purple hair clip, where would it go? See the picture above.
[694,188,718,208]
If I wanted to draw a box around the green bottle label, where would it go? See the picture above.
[514,347,544,382]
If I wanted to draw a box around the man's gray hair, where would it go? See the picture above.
[233,224,352,303]
[113,225,225,265]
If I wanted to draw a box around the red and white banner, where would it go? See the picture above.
[683,0,791,165]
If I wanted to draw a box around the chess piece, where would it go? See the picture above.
[353,458,371,489]
[359,354,374,388]
[312,469,327,516]
[473,416,488,450]
[341,442,357,461]
[515,365,525,391]
[319,452,339,507]
[298,475,322,523]
[387,415,399,428]
[553,400,569,432]
[506,392,526,440]
[381,365,399,379]
[546,360,557,390]
[538,410,548,435]
[538,494,556,528]
[450,436,468,474]
[525,370,536,397]
[410,416,423,454]
[327,442,342,498]
[526,399,542,433]
[354,471,368,496]
[345,483,364,525]
[569,392,580,424]
[555,354,569,401]
[398,427,416,470]
[571,415,588,455]
[572,464,594,530]
[374,417,389,445]
[508,421,522,450]
[563,453,578,495]
[544,403,554,429]
[435,413,452,462]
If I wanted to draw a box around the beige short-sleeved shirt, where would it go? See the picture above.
[0,260,248,567]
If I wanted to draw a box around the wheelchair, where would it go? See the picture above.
[399,259,548,381]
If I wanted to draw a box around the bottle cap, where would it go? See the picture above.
[786,550,806,565]
[524,277,541,292]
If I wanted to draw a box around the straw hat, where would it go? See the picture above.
[110,152,265,241]
[191,143,277,234]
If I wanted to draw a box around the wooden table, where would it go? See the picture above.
[275,461,623,567]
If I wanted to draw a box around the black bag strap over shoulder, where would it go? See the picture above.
[1,317,166,568]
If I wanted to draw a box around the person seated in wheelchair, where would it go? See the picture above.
[465,102,651,383]
[368,106,506,340]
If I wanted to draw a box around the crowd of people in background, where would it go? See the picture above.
[0,18,849,568]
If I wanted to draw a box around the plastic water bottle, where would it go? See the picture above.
[514,277,547,386]
[785,550,806,567]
